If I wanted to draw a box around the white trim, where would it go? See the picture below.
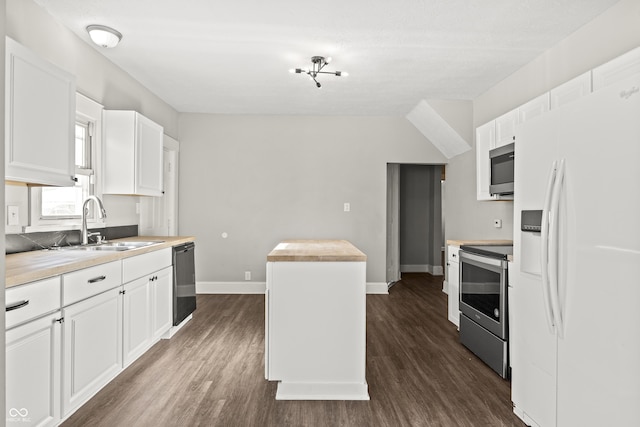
[443,280,449,294]
[197,281,390,295]
[276,382,369,400]
[400,264,444,276]
[367,282,389,294]
[197,281,266,294]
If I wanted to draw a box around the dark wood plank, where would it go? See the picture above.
[61,273,524,427]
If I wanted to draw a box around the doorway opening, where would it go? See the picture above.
[386,163,445,287]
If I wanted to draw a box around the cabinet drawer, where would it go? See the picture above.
[448,246,460,264]
[63,261,122,306]
[6,277,61,329]
[122,248,172,283]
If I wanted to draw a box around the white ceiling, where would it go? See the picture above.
[34,0,620,116]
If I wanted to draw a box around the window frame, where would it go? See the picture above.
[27,93,105,232]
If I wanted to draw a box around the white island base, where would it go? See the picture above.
[265,240,369,401]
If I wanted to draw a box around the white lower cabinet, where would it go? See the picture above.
[122,249,173,367]
[151,266,173,342]
[62,287,122,417]
[447,245,460,328]
[6,312,62,427]
[123,265,173,366]
[7,244,179,424]
[122,277,152,367]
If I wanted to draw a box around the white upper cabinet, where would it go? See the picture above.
[103,110,164,196]
[494,110,518,148]
[476,120,497,201]
[5,37,76,186]
[550,71,592,110]
[592,47,640,91]
[518,92,550,125]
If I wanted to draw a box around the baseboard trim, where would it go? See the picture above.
[367,282,389,294]
[400,264,444,276]
[197,281,389,295]
[197,282,267,294]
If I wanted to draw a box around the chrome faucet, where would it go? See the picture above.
[81,196,107,245]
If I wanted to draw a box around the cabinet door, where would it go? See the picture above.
[447,246,460,327]
[151,266,173,342]
[62,288,122,416]
[123,277,152,367]
[6,312,61,427]
[475,121,497,201]
[135,113,164,196]
[5,37,75,186]
[592,47,640,91]
[447,262,459,327]
[518,92,550,125]
[494,110,518,148]
[550,71,592,110]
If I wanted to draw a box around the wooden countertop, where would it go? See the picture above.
[446,239,513,247]
[267,240,366,262]
[6,236,195,289]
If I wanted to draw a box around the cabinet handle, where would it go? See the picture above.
[119,290,126,295]
[6,300,29,312]
[88,275,106,283]
[55,317,64,324]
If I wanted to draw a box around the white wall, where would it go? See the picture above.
[178,114,450,285]
[444,0,640,242]
[5,0,180,232]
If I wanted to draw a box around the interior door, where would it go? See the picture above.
[139,135,179,236]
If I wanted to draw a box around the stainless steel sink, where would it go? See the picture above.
[68,245,131,251]
[99,241,160,248]
[60,241,162,251]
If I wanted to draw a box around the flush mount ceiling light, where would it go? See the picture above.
[289,56,348,88]
[86,25,122,48]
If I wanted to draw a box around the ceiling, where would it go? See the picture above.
[34,0,620,116]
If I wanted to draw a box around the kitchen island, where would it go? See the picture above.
[265,239,369,400]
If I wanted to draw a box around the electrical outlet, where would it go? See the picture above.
[244,271,251,281]
[344,202,351,212]
[7,205,19,226]
[494,219,502,228]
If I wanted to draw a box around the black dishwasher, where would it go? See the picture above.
[173,242,196,326]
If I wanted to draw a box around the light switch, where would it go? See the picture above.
[7,205,19,226]
[344,202,351,212]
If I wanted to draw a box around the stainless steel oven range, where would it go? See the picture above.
[458,244,512,379]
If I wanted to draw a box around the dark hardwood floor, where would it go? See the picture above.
[62,273,524,427]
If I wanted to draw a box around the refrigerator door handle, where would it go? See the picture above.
[549,159,566,338]
[540,160,558,334]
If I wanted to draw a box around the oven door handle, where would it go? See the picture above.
[541,160,557,334]
[548,159,565,338]
[459,251,505,270]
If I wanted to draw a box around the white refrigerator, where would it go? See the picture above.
[511,72,640,427]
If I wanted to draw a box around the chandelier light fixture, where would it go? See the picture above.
[289,56,348,88]
[86,25,123,48]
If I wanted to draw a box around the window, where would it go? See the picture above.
[28,94,104,231]
[40,122,93,218]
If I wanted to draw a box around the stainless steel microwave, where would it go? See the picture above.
[489,142,515,196]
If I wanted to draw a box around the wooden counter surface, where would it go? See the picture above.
[267,240,366,262]
[6,236,195,288]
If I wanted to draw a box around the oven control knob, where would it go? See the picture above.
[494,308,500,318]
